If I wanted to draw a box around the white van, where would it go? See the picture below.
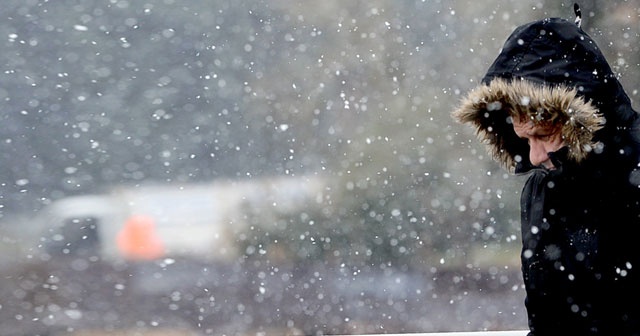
[33,176,325,262]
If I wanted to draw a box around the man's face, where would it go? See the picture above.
[512,117,565,170]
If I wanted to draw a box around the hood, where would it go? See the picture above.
[453,78,604,172]
[452,17,638,173]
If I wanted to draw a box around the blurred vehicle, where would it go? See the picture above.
[30,176,325,262]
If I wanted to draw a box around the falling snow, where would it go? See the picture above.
[0,1,639,335]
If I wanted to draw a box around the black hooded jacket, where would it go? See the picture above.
[453,17,640,335]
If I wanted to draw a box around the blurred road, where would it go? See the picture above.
[0,256,527,335]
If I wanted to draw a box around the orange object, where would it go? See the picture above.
[116,215,165,260]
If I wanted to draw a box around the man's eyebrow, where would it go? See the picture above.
[529,126,561,139]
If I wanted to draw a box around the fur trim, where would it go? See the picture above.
[452,78,605,171]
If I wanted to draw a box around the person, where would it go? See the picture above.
[452,5,640,336]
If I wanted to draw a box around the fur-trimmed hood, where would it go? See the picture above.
[453,78,604,172]
[453,17,639,173]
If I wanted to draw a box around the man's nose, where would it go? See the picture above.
[529,140,549,167]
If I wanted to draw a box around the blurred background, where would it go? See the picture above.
[0,0,639,335]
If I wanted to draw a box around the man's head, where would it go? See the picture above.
[452,78,603,173]
[454,12,639,176]
[511,116,564,170]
